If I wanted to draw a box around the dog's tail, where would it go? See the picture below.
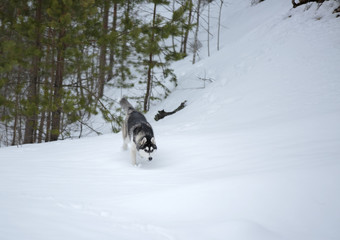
[119,97,135,113]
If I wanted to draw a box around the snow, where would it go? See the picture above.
[1,0,340,239]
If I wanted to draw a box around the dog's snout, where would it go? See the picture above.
[148,157,152,161]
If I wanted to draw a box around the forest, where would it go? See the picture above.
[0,0,219,146]
[1,0,325,147]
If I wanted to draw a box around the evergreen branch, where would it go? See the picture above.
[77,119,102,136]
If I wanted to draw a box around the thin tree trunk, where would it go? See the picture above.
[144,2,157,112]
[11,114,18,146]
[217,0,223,51]
[11,84,20,146]
[183,0,193,55]
[117,1,130,90]
[107,3,118,82]
[23,0,42,144]
[98,1,109,98]
[192,0,201,64]
[18,110,23,145]
[171,0,176,52]
[37,111,45,143]
[45,85,52,142]
[207,2,210,57]
[45,28,54,142]
[50,28,65,141]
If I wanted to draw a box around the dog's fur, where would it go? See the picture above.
[120,98,157,165]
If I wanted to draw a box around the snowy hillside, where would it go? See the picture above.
[1,0,340,240]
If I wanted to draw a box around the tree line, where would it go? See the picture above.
[0,0,207,146]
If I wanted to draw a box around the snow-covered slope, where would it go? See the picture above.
[1,1,340,239]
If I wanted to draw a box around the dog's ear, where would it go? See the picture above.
[140,137,147,145]
[151,137,156,144]
[151,137,157,149]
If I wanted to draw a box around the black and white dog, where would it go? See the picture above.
[120,98,157,166]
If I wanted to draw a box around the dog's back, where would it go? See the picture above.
[127,111,152,137]
[120,97,148,137]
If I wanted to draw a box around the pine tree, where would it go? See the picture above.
[45,0,99,141]
[0,0,46,145]
[136,0,188,112]
[114,0,142,91]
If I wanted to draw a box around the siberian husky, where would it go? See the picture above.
[120,97,157,166]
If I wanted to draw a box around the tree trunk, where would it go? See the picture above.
[171,0,176,52]
[182,0,193,56]
[23,0,42,144]
[11,82,20,146]
[144,2,157,112]
[217,0,223,51]
[192,0,201,64]
[45,28,55,142]
[107,3,118,82]
[207,3,210,57]
[50,28,65,141]
[11,110,18,146]
[98,1,109,98]
[37,111,45,143]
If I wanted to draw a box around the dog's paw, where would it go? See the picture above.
[132,162,142,168]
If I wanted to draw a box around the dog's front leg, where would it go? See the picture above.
[122,122,128,150]
[123,137,129,151]
[130,142,137,166]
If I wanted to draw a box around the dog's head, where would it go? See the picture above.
[138,136,157,161]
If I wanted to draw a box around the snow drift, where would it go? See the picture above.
[1,0,340,239]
